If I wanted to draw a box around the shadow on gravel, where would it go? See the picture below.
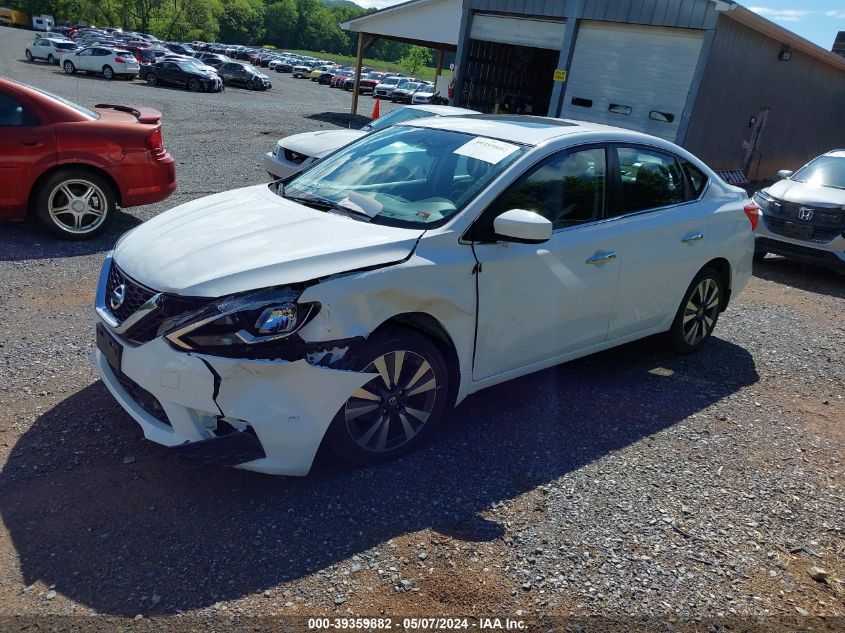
[0,336,758,615]
[305,111,372,129]
[753,255,844,299]
[0,212,142,262]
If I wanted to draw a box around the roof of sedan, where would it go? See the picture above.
[406,115,652,146]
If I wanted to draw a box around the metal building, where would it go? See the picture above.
[344,0,845,181]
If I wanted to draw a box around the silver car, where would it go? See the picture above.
[753,150,845,272]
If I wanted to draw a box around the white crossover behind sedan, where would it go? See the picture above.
[94,116,757,476]
[262,104,478,180]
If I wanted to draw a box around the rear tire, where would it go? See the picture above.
[666,268,724,354]
[33,168,116,240]
[63,60,75,74]
[326,328,450,466]
[102,65,114,80]
[47,54,55,65]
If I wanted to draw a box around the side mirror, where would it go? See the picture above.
[493,209,552,244]
[777,169,793,179]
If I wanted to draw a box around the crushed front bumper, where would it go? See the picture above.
[93,332,374,476]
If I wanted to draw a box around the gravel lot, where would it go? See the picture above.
[0,25,843,629]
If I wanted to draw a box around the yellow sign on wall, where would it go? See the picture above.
[553,69,568,82]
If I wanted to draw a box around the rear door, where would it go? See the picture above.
[0,88,56,217]
[561,22,705,142]
[604,146,713,339]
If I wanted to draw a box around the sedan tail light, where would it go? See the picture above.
[146,127,165,158]
[743,202,760,231]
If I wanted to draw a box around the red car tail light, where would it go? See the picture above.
[146,127,165,158]
[115,57,126,63]
[743,202,760,231]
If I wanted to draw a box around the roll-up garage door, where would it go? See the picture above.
[470,13,565,50]
[561,22,705,142]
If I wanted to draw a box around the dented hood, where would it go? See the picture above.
[279,129,367,159]
[114,184,424,297]
[765,179,845,207]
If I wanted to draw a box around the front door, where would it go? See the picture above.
[0,89,56,216]
[470,146,621,380]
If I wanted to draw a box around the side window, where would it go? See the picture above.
[0,94,38,127]
[681,159,708,198]
[491,147,607,230]
[79,49,92,56]
[615,147,685,214]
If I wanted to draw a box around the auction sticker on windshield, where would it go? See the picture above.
[454,137,520,164]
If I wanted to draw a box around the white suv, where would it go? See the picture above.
[25,37,78,65]
[754,150,845,273]
[95,117,756,476]
[60,46,140,79]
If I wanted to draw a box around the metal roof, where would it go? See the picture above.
[340,0,461,49]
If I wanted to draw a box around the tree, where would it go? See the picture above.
[400,45,431,76]
[263,0,297,48]
[218,0,264,44]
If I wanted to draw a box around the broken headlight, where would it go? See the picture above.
[163,287,318,351]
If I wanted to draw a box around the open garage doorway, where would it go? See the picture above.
[458,38,559,115]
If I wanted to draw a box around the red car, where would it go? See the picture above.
[358,72,386,94]
[120,44,157,64]
[0,77,176,239]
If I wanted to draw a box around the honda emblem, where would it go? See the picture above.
[798,207,814,221]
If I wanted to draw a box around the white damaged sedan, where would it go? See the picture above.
[94,116,757,475]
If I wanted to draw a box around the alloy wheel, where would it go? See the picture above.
[103,65,113,79]
[682,278,720,346]
[47,179,109,234]
[64,61,74,74]
[344,350,438,453]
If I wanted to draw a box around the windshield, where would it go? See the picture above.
[366,107,440,132]
[791,155,845,189]
[177,61,202,72]
[401,82,422,91]
[281,126,525,228]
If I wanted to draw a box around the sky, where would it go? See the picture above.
[355,0,845,50]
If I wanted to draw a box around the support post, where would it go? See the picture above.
[435,48,444,81]
[351,32,365,116]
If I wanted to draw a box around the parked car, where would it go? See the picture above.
[263,104,478,180]
[330,69,354,87]
[60,47,140,80]
[391,81,424,103]
[292,64,311,78]
[411,84,446,105]
[139,55,217,80]
[25,37,78,64]
[273,59,294,73]
[121,43,156,64]
[32,30,69,41]
[308,64,335,81]
[373,75,408,99]
[753,150,845,272]
[0,77,175,238]
[217,62,272,90]
[164,42,194,56]
[94,117,756,475]
[358,71,385,94]
[144,59,223,92]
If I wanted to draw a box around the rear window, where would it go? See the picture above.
[117,51,134,58]
[56,42,77,50]
[21,83,99,119]
[139,49,155,59]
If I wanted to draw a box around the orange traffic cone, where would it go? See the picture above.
[370,98,381,120]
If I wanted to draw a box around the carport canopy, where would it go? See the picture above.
[340,0,461,114]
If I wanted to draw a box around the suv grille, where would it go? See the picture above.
[763,202,844,244]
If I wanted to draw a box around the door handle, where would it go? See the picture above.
[682,232,704,243]
[585,251,617,265]
[18,138,43,148]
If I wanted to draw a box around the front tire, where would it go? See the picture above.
[63,60,75,74]
[25,49,33,61]
[102,65,114,80]
[34,169,116,240]
[146,74,157,86]
[666,269,724,354]
[326,328,450,466]
[188,78,200,92]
